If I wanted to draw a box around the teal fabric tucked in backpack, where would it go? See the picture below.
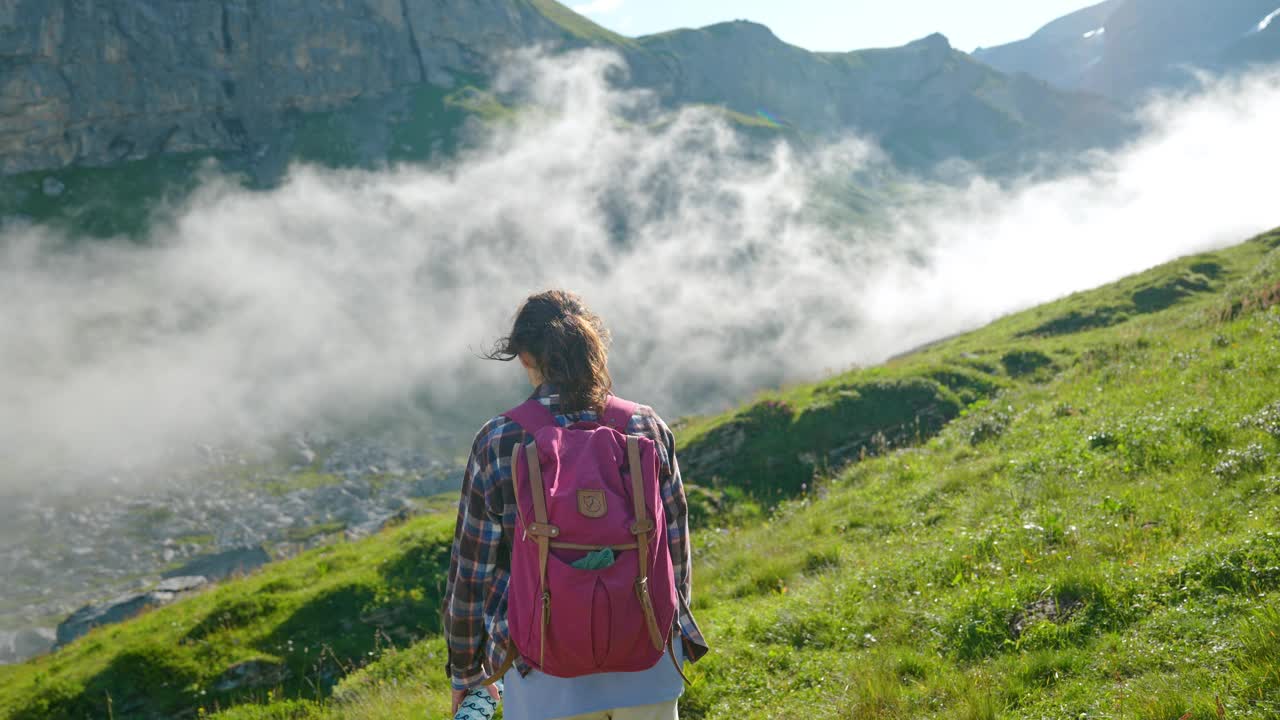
[570,547,616,570]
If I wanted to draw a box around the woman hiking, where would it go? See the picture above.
[444,290,709,720]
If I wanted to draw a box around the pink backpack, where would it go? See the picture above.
[492,395,681,680]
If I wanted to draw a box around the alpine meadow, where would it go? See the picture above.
[1,1,1279,719]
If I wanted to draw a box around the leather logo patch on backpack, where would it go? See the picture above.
[577,489,607,518]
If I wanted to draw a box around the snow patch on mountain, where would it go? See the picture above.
[1083,27,1106,40]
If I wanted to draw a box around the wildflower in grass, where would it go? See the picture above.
[1088,431,1119,450]
[968,407,1012,446]
[1239,401,1280,441]
[1213,443,1269,480]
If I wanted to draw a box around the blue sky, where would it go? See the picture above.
[568,0,1104,53]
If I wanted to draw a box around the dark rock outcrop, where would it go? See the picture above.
[214,659,291,692]
[55,575,209,646]
[161,546,270,582]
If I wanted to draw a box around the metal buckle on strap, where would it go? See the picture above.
[527,522,560,537]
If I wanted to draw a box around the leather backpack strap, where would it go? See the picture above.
[628,436,664,651]
[511,440,561,545]
[506,398,560,544]
[481,641,518,687]
[478,444,530,686]
[602,395,638,433]
[523,442,556,667]
[667,634,691,686]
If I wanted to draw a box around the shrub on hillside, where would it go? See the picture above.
[1000,350,1054,379]
[681,378,967,501]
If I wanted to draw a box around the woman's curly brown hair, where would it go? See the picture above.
[486,290,613,413]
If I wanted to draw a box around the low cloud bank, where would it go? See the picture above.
[2,51,1278,487]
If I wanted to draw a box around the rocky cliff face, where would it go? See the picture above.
[1,1,1129,179]
[0,0,571,174]
[975,0,1280,100]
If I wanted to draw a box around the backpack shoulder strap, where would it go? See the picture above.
[602,395,638,433]
[628,435,664,652]
[505,398,557,435]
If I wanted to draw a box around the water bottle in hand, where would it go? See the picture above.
[453,685,500,720]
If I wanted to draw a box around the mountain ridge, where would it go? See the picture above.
[0,0,1124,181]
[971,1,1121,90]
[974,0,1280,99]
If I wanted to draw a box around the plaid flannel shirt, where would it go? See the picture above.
[444,384,709,690]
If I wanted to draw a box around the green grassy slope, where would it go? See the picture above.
[3,229,1279,719]
[676,232,1280,719]
[674,236,1276,512]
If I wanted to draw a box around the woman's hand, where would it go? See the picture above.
[451,684,501,716]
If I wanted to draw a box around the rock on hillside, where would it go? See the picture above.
[0,629,54,666]
[55,575,209,647]
[160,546,270,582]
[974,0,1280,99]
